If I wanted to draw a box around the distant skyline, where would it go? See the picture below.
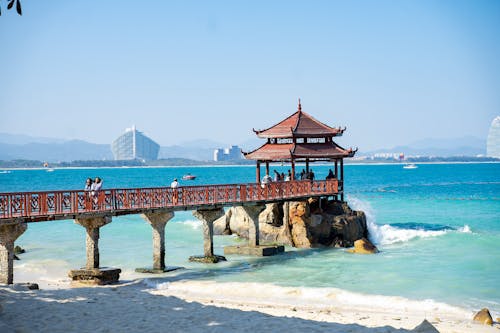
[1,1,499,150]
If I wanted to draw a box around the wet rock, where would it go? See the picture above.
[188,255,226,264]
[348,237,379,254]
[14,245,25,255]
[12,282,39,290]
[473,308,493,325]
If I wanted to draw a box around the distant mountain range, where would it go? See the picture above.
[0,133,232,162]
[361,136,486,157]
[0,132,487,162]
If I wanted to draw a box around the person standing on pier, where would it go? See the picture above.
[171,178,179,204]
[91,177,103,193]
[84,178,93,191]
[91,177,103,209]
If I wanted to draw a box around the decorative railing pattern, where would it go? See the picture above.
[0,180,339,221]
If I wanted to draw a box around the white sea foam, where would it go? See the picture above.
[178,220,202,230]
[458,224,472,233]
[149,280,471,317]
[347,196,468,245]
[14,259,71,288]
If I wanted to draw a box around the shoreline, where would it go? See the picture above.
[1,278,497,332]
[1,160,499,171]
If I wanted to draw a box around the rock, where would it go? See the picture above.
[473,308,493,325]
[188,255,226,264]
[331,212,367,247]
[348,237,379,254]
[411,319,439,332]
[213,209,231,235]
[223,199,369,250]
[14,245,25,255]
[27,283,39,290]
[12,282,39,290]
[259,222,293,246]
[228,206,251,238]
[289,201,313,248]
[259,203,282,226]
[13,254,20,260]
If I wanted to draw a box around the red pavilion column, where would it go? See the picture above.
[256,161,261,183]
[340,158,344,201]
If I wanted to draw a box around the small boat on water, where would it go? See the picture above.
[182,174,196,180]
[403,163,418,169]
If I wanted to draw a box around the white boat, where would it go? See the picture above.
[403,163,418,169]
[46,168,55,172]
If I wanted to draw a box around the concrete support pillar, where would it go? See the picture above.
[0,223,27,284]
[191,207,224,262]
[141,211,174,271]
[75,216,111,269]
[241,205,264,247]
[69,216,120,284]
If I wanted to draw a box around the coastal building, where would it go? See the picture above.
[487,116,500,158]
[213,145,243,161]
[111,125,160,160]
[244,99,356,200]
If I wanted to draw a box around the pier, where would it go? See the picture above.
[0,179,339,284]
[0,100,357,285]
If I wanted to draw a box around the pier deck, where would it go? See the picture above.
[0,179,339,224]
[0,179,339,285]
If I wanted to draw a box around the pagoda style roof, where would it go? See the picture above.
[244,142,356,161]
[253,100,345,139]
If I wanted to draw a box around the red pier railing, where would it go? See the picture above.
[0,179,339,222]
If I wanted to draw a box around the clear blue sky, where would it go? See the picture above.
[1,0,499,150]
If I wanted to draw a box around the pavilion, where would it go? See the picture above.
[243,99,357,201]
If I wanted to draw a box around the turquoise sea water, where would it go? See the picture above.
[1,163,499,312]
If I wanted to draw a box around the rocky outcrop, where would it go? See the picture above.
[214,199,369,249]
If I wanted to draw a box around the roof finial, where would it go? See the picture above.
[298,98,302,112]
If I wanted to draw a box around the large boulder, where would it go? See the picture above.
[218,199,369,250]
[259,203,282,226]
[473,308,493,326]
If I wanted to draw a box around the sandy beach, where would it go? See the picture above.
[1,277,498,333]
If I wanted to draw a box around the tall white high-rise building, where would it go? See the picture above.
[487,116,500,158]
[213,145,242,161]
[111,126,160,160]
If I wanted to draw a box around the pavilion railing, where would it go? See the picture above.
[0,179,339,221]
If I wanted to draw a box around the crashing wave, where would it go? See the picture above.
[347,196,471,245]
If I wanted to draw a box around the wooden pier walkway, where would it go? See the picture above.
[0,179,340,285]
[0,179,339,223]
